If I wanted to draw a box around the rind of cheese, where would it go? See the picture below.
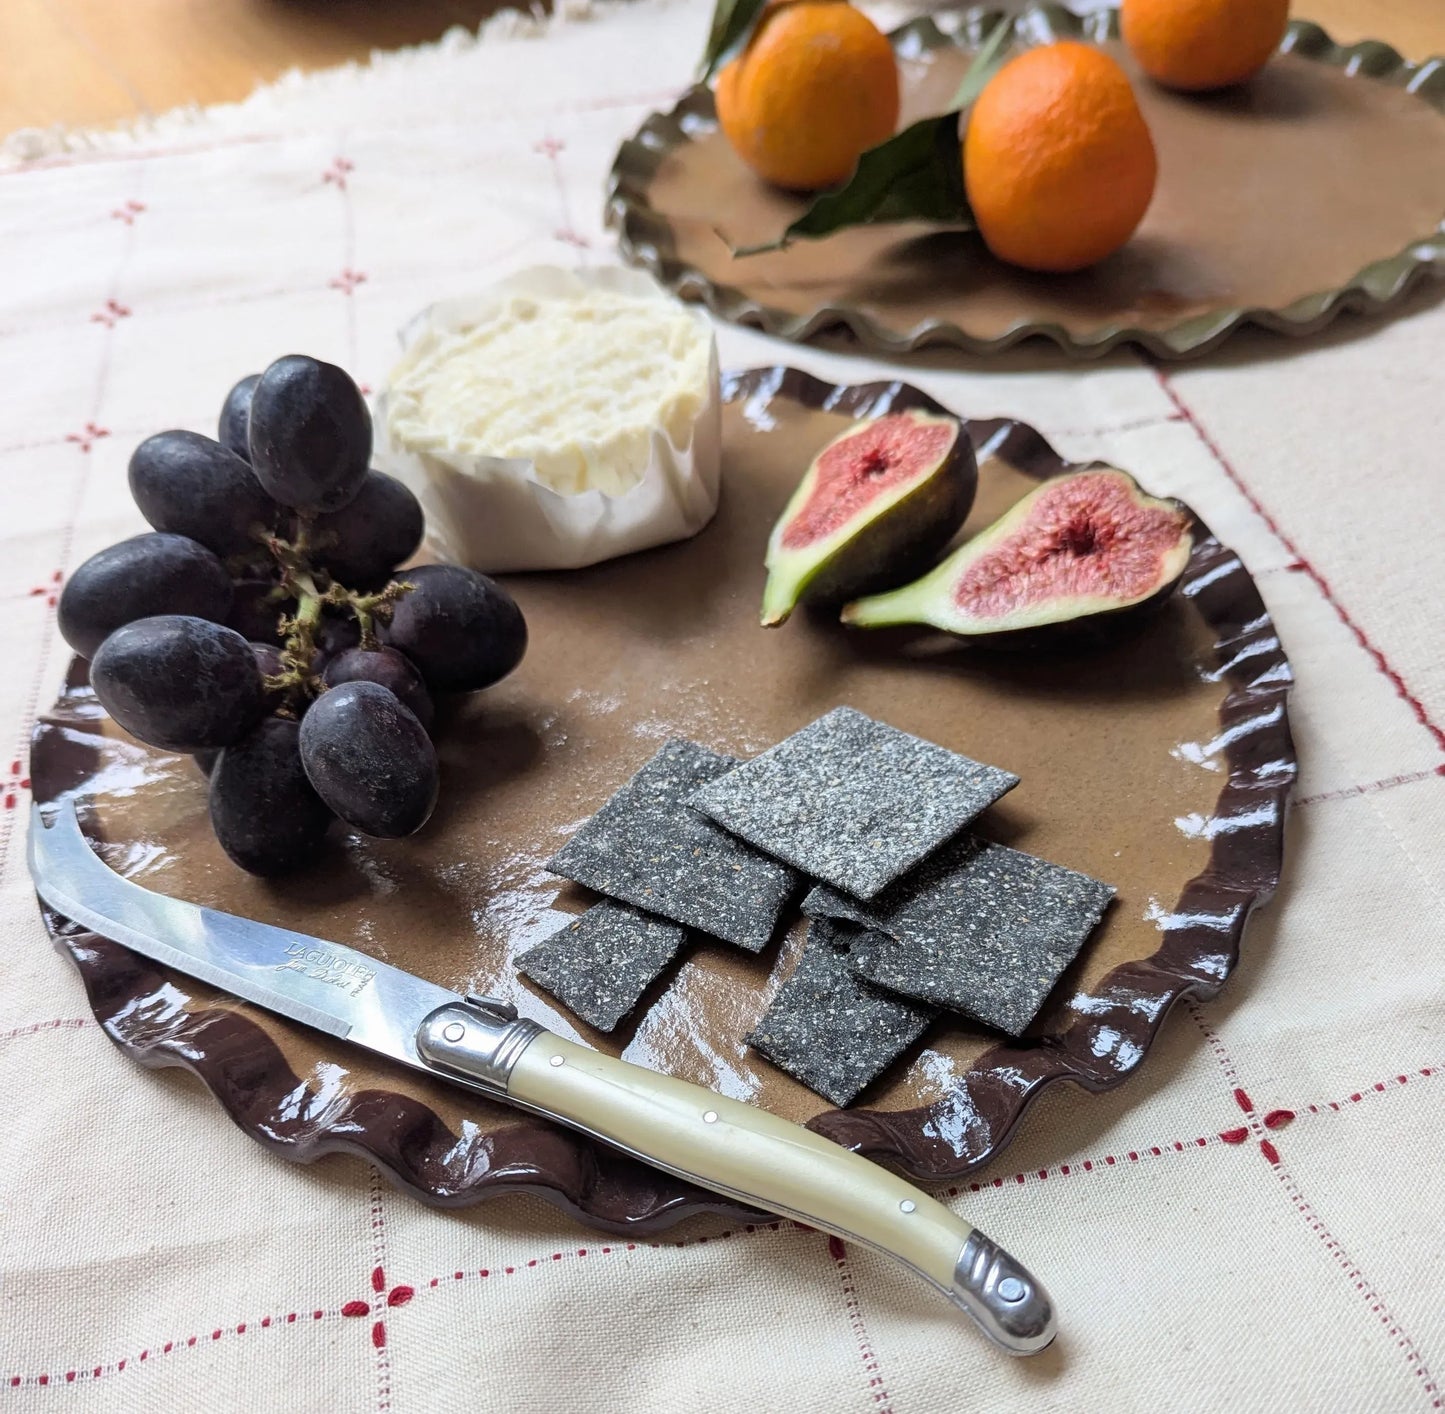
[377,266,722,575]
[386,290,712,498]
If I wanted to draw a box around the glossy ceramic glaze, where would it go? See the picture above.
[31,368,1296,1232]
[609,8,1445,357]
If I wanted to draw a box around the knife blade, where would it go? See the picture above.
[29,801,1056,1355]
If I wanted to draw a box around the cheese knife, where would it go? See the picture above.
[29,801,1057,1355]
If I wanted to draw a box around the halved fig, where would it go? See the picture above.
[760,410,976,627]
[842,468,1194,646]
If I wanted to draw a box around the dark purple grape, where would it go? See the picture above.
[227,578,294,646]
[210,717,333,875]
[129,430,280,558]
[310,472,424,587]
[308,608,362,677]
[248,355,371,513]
[323,646,433,733]
[58,533,232,660]
[384,564,526,693]
[251,642,286,711]
[218,373,260,461]
[90,615,265,752]
[298,681,437,838]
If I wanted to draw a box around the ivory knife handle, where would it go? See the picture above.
[416,1003,1056,1355]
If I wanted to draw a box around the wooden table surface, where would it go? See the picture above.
[1,0,1442,136]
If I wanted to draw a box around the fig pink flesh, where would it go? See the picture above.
[952,475,1187,618]
[781,416,957,551]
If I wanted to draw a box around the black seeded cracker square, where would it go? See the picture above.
[690,706,1018,900]
[517,900,687,1032]
[547,739,798,952]
[747,917,937,1107]
[803,836,1114,1036]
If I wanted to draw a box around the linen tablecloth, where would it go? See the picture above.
[2,2,1442,1408]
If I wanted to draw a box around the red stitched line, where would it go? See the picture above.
[0,89,684,184]
[1040,410,1185,440]
[0,167,145,879]
[367,1169,392,1412]
[0,1018,93,1043]
[534,134,590,262]
[1184,999,1246,1094]
[0,426,152,460]
[1149,364,1445,757]
[1185,1004,1441,1406]
[1303,1066,1439,1118]
[5,1049,1436,1397]
[415,1221,791,1291]
[942,1133,1221,1195]
[328,143,362,367]
[828,1237,893,1412]
[1267,1151,1441,1407]
[5,1309,340,1388]
[1295,767,1445,807]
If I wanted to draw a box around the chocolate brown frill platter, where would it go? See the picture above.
[608,6,1445,358]
[32,368,1295,1233]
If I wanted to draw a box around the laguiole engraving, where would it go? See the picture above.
[275,941,375,998]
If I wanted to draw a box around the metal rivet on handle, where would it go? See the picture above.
[998,1277,1027,1303]
[703,1111,718,1124]
[442,1022,465,1043]
[550,1055,565,1067]
[899,1200,916,1214]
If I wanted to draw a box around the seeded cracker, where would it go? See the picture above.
[803,836,1115,1036]
[547,738,798,952]
[517,900,687,1032]
[748,917,937,1107]
[690,706,1019,900]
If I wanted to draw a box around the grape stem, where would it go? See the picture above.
[263,518,412,717]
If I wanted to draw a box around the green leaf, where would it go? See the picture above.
[950,15,1014,111]
[698,0,771,81]
[730,113,970,257]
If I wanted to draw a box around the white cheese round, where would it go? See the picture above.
[378,266,721,572]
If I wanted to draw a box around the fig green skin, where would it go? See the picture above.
[210,717,333,876]
[895,577,1192,653]
[58,532,233,660]
[842,471,1195,651]
[761,412,977,627]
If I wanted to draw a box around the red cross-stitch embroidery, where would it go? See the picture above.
[64,425,109,453]
[89,300,131,328]
[27,569,63,606]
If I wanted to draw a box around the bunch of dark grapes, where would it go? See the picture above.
[59,355,527,877]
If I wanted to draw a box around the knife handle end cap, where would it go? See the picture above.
[950,1229,1057,1356]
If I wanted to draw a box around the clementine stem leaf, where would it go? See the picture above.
[699,0,771,80]
[950,15,1015,110]
[729,112,972,257]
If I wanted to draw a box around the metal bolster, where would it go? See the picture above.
[415,995,545,1097]
[949,1229,1058,1356]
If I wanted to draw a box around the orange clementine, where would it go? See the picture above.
[716,0,900,192]
[1122,0,1290,93]
[963,42,1158,273]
